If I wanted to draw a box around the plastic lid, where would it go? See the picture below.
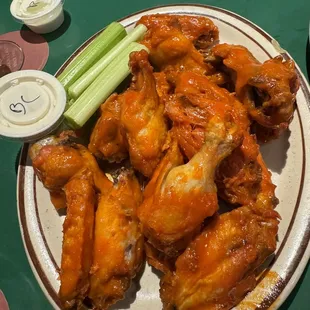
[10,0,62,21]
[0,70,66,141]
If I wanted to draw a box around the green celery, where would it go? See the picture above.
[57,22,126,90]
[64,42,148,129]
[68,24,147,100]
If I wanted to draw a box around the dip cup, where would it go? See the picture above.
[0,70,66,142]
[10,0,65,34]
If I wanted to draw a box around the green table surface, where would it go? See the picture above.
[0,0,309,309]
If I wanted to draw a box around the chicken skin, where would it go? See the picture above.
[206,43,299,141]
[160,205,280,310]
[138,117,241,257]
[121,50,168,177]
[89,169,144,309]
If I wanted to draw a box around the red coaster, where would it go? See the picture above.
[0,290,9,310]
[0,31,49,71]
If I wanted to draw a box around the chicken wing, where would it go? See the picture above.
[88,94,128,162]
[89,169,144,309]
[165,71,277,207]
[206,43,299,141]
[30,134,85,210]
[138,117,241,257]
[160,205,280,310]
[137,14,218,80]
[138,14,219,45]
[31,141,84,192]
[59,169,96,308]
[165,71,249,160]
[30,133,112,209]
[121,50,168,177]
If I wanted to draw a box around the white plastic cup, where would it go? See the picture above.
[0,70,67,142]
[10,0,65,34]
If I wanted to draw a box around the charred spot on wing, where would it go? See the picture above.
[202,45,221,64]
[63,135,88,147]
[195,36,220,53]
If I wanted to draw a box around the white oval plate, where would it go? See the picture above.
[17,5,310,310]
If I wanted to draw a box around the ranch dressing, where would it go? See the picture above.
[10,0,65,34]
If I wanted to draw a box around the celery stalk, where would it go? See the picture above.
[64,42,148,129]
[68,24,147,100]
[57,22,126,90]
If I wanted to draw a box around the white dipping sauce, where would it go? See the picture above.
[10,0,65,34]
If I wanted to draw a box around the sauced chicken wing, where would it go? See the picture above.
[59,169,96,308]
[137,14,218,80]
[31,144,84,192]
[31,134,85,210]
[89,169,144,309]
[206,43,299,141]
[31,135,111,209]
[89,93,128,162]
[165,71,249,156]
[138,14,219,44]
[166,71,277,207]
[138,117,241,257]
[121,50,168,177]
[160,205,280,310]
[32,145,84,210]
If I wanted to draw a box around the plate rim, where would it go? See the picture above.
[17,4,310,310]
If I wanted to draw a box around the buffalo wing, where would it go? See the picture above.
[166,71,277,207]
[31,135,111,209]
[59,169,96,308]
[160,205,279,310]
[207,43,299,141]
[138,117,241,257]
[89,169,144,309]
[121,50,168,177]
[138,14,218,81]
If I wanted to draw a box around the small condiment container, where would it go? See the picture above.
[10,0,65,34]
[0,70,66,142]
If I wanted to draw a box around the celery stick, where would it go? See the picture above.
[68,24,147,100]
[64,42,148,129]
[58,22,126,90]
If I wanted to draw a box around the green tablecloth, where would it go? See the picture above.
[0,0,309,309]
